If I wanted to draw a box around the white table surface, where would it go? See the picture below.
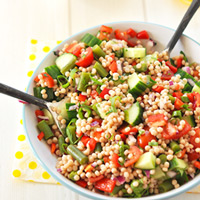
[0,0,200,199]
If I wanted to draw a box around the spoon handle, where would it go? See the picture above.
[0,83,48,108]
[166,0,200,53]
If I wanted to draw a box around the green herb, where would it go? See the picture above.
[181,104,191,110]
[90,75,103,86]
[148,141,158,146]
[106,96,121,115]
[70,68,79,79]
[180,51,188,62]
[138,130,145,136]
[118,142,129,165]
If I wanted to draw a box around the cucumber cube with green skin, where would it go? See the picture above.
[55,53,77,74]
[134,152,156,170]
[124,101,143,126]
[124,48,146,58]
[170,157,188,171]
[151,166,166,180]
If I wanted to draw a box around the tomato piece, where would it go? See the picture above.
[93,131,103,139]
[92,118,102,126]
[119,125,138,135]
[137,130,157,149]
[51,143,56,154]
[100,25,113,34]
[89,175,104,183]
[188,151,200,161]
[174,98,184,110]
[194,161,200,169]
[162,122,177,139]
[161,70,174,80]
[98,31,109,41]
[176,120,191,139]
[136,30,149,39]
[153,85,164,93]
[148,114,167,127]
[91,90,98,99]
[176,58,182,68]
[103,156,110,163]
[177,148,186,159]
[127,28,137,38]
[187,93,194,103]
[95,178,116,193]
[76,180,87,188]
[173,91,183,100]
[65,43,76,52]
[120,134,127,142]
[76,47,94,68]
[37,132,45,141]
[99,88,110,99]
[65,43,82,57]
[193,70,199,77]
[76,131,83,137]
[109,60,117,73]
[35,110,44,122]
[193,92,200,108]
[190,128,200,149]
[88,138,97,152]
[132,61,137,66]
[112,153,121,167]
[124,146,142,167]
[34,75,40,82]
[166,61,177,73]
[114,29,128,41]
[41,72,54,88]
[78,94,87,102]
[81,136,90,146]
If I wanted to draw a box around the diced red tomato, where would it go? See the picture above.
[76,131,83,137]
[88,138,97,152]
[190,128,200,149]
[161,70,174,80]
[124,146,142,167]
[188,151,200,161]
[109,60,117,73]
[34,75,40,82]
[103,156,110,163]
[99,88,110,99]
[127,28,137,38]
[132,61,137,66]
[165,61,177,73]
[91,90,98,99]
[119,125,138,135]
[100,25,113,34]
[176,58,182,68]
[177,148,186,159]
[173,91,183,100]
[93,131,103,139]
[95,178,116,193]
[137,130,157,149]
[193,92,200,108]
[65,43,82,57]
[78,94,87,102]
[136,30,149,39]
[194,161,200,169]
[120,134,127,142]
[153,85,164,93]
[162,120,191,140]
[41,72,54,88]
[148,114,167,127]
[174,98,184,110]
[92,118,102,126]
[51,143,56,154]
[76,47,94,68]
[37,132,45,141]
[76,180,87,188]
[112,153,121,167]
[193,70,199,77]
[35,110,44,122]
[81,136,90,146]
[89,175,104,183]
[187,93,194,103]
[98,31,109,41]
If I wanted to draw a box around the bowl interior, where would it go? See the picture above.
[23,21,200,200]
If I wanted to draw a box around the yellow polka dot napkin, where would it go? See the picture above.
[12,39,62,184]
[12,39,200,193]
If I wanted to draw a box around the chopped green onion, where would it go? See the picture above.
[93,62,108,77]
[45,65,62,79]
[138,130,145,136]
[148,141,158,146]
[69,171,78,181]
[181,104,191,110]
[66,118,77,144]
[58,136,68,155]
[66,103,78,120]
[180,51,188,62]
[159,154,167,164]
[158,180,174,193]
[78,104,92,119]
[90,75,103,86]
[37,120,54,140]
[168,95,175,104]
[57,75,70,88]
[181,96,190,103]
[77,72,90,92]
[92,44,106,58]
[94,143,102,152]
[170,141,180,153]
[172,110,182,119]
[106,96,121,114]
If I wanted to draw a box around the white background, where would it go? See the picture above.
[0,0,200,199]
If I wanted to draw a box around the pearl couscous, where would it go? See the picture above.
[34,25,200,197]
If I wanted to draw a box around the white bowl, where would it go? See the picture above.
[23,21,200,200]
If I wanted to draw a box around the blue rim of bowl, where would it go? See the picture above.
[23,21,200,200]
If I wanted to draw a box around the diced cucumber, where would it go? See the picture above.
[152,166,166,180]
[123,48,146,58]
[124,101,143,126]
[81,33,101,47]
[192,82,200,94]
[182,115,196,127]
[42,108,54,125]
[128,73,148,98]
[146,75,156,88]
[135,152,156,170]
[96,102,107,119]
[55,53,77,74]
[170,157,188,171]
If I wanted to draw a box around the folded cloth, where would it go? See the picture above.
[12,39,200,192]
